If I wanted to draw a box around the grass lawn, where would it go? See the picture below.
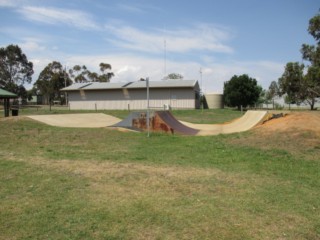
[0,109,319,239]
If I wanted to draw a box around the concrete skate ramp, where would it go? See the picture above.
[155,111,200,135]
[111,112,147,130]
[181,110,268,136]
[28,113,121,128]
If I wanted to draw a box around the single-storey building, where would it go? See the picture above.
[61,80,200,110]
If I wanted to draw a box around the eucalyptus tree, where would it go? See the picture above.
[278,11,320,110]
[34,61,72,105]
[300,11,320,109]
[278,62,304,105]
[0,44,33,95]
[268,81,279,109]
[166,73,184,80]
[99,63,114,82]
[69,65,89,83]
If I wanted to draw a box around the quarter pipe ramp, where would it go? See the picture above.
[180,110,268,136]
[154,111,199,135]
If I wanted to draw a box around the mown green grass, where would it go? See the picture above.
[0,110,319,239]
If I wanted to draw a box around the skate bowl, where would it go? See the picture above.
[27,110,270,136]
[113,110,269,136]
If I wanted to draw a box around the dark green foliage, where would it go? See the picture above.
[278,62,304,104]
[166,73,183,80]
[68,63,114,83]
[280,10,320,110]
[223,74,262,110]
[0,44,33,96]
[34,61,72,104]
[99,63,114,82]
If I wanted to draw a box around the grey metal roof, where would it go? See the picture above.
[61,82,92,91]
[61,80,199,91]
[127,80,197,89]
[84,82,125,90]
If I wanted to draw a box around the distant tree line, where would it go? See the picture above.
[265,11,320,110]
[33,61,114,105]
[223,11,320,110]
[0,44,114,105]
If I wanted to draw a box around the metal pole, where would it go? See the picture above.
[200,67,203,112]
[64,65,68,106]
[146,77,150,137]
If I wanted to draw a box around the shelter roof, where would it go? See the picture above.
[0,88,17,98]
[61,80,199,91]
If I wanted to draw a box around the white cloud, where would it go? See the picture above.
[25,51,284,93]
[63,54,283,94]
[0,0,18,7]
[19,38,46,52]
[17,6,99,30]
[116,3,145,14]
[105,22,234,54]
[115,2,162,15]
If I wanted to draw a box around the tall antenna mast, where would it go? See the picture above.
[164,39,167,79]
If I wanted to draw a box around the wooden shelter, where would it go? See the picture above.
[0,88,17,117]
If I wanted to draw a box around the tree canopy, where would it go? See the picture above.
[99,63,114,82]
[278,62,305,104]
[223,74,262,110]
[0,44,33,96]
[165,73,184,80]
[278,11,320,110]
[265,81,279,109]
[68,63,114,83]
[34,61,72,104]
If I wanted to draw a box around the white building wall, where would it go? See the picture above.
[68,88,196,110]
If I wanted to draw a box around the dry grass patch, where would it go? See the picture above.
[7,156,316,239]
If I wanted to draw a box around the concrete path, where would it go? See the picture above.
[27,113,121,128]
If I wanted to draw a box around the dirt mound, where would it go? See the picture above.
[256,111,320,135]
[230,111,320,161]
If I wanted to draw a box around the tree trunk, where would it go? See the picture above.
[272,99,274,110]
[310,99,315,110]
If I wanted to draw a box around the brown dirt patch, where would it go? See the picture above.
[230,111,320,160]
[257,111,320,134]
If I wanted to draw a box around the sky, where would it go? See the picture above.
[0,0,318,93]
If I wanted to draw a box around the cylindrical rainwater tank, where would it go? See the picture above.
[204,93,224,109]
